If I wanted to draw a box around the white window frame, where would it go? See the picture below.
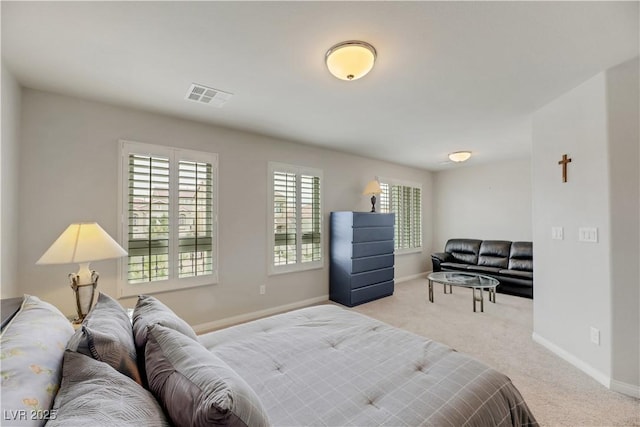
[268,162,324,275]
[117,140,219,297]
[379,177,423,255]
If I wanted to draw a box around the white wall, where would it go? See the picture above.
[432,158,532,252]
[18,89,433,325]
[532,57,639,395]
[1,63,21,297]
[606,58,639,392]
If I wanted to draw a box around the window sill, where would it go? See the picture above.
[117,274,218,298]
[395,247,423,256]
[268,262,324,276]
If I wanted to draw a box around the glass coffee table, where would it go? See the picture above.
[427,271,499,312]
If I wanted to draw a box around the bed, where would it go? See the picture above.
[199,304,536,426]
[1,294,537,426]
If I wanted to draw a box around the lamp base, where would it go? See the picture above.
[370,194,377,213]
[69,270,99,322]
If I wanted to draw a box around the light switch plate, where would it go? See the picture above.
[579,227,598,243]
[551,226,564,240]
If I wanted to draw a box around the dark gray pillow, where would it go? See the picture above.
[132,294,198,356]
[47,350,170,427]
[145,323,271,427]
[67,292,141,384]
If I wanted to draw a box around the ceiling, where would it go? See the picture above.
[2,1,638,171]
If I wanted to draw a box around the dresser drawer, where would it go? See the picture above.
[350,267,394,289]
[350,280,394,306]
[352,241,394,258]
[351,254,394,274]
[353,212,395,228]
[353,227,394,243]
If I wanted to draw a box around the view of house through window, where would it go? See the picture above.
[379,180,422,251]
[270,163,322,273]
[120,141,217,294]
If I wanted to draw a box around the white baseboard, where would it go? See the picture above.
[610,379,640,399]
[193,294,328,334]
[532,332,610,389]
[533,334,640,398]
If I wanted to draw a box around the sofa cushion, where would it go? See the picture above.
[499,269,534,280]
[66,292,141,384]
[444,239,481,265]
[508,242,533,271]
[0,295,74,427]
[145,323,271,427]
[441,262,470,270]
[47,350,170,427]
[478,240,511,268]
[466,265,502,274]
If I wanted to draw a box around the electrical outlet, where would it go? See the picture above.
[590,327,600,345]
[259,285,266,295]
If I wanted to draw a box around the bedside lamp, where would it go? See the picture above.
[363,179,382,212]
[36,222,127,322]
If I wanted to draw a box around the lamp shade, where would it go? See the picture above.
[326,41,376,81]
[362,180,382,195]
[37,222,127,265]
[448,151,472,163]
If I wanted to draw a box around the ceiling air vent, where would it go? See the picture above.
[185,83,233,108]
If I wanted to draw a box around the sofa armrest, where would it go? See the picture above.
[431,252,451,272]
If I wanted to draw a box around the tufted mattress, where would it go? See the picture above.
[198,304,537,426]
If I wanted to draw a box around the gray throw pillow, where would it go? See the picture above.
[145,323,271,427]
[67,292,141,384]
[132,294,198,355]
[47,350,170,427]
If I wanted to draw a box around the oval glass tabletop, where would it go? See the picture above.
[427,271,499,289]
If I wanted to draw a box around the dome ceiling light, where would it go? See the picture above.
[448,151,472,163]
[325,41,377,81]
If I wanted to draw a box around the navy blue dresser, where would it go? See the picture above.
[329,212,395,307]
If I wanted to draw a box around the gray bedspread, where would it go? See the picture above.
[199,304,537,427]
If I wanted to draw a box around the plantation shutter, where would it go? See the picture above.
[411,187,422,248]
[380,181,422,250]
[127,154,170,283]
[121,141,218,295]
[379,182,390,213]
[178,159,213,278]
[270,163,323,273]
[273,171,297,266]
[300,174,321,263]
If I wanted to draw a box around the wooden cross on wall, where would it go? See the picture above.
[558,154,572,183]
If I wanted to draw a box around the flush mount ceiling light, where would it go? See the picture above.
[325,41,377,81]
[448,151,472,162]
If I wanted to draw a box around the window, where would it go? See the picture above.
[268,162,322,274]
[379,179,422,252]
[118,141,218,296]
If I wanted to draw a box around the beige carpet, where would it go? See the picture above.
[349,279,640,427]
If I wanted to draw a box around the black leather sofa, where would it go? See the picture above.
[431,239,533,298]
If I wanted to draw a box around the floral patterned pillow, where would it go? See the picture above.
[0,295,74,426]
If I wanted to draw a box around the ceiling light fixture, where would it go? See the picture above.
[448,151,472,162]
[325,41,377,81]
